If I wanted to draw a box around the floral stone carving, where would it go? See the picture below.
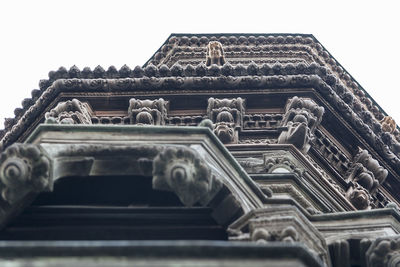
[128,98,168,125]
[205,41,226,66]
[0,143,52,204]
[207,97,245,143]
[366,236,400,267]
[152,146,222,207]
[278,96,324,154]
[45,99,92,124]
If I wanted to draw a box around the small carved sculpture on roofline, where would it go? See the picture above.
[206,41,226,66]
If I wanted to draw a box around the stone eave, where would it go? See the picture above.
[0,124,273,230]
[2,65,400,179]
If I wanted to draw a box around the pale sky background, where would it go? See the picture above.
[0,0,399,130]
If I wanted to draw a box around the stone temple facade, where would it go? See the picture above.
[0,34,400,266]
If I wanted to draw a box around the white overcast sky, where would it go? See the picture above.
[1,0,399,129]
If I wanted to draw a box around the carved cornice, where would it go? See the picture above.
[2,63,400,179]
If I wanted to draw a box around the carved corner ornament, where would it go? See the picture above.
[278,97,324,154]
[128,98,168,125]
[152,146,222,207]
[0,144,52,204]
[206,97,245,144]
[205,41,226,66]
[380,116,396,134]
[345,149,388,210]
[366,236,400,267]
[45,99,92,124]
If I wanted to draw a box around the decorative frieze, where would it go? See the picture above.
[45,99,92,124]
[0,144,52,204]
[278,97,324,154]
[128,98,168,125]
[207,97,245,143]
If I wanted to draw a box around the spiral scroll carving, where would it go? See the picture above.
[0,144,51,203]
[152,146,221,207]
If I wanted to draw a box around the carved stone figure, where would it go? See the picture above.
[380,116,396,134]
[205,41,226,66]
[346,149,388,194]
[152,146,222,206]
[128,98,168,125]
[278,97,324,154]
[347,186,372,210]
[366,236,400,267]
[45,99,92,124]
[207,97,245,143]
[0,144,52,203]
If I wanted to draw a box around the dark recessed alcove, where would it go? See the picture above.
[0,175,227,241]
[33,175,182,207]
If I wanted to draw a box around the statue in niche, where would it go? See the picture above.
[206,41,226,66]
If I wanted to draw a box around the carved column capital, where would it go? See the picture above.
[45,99,92,124]
[0,144,52,204]
[152,146,222,207]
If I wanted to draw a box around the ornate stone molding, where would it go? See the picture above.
[366,236,400,267]
[45,99,92,124]
[207,97,245,143]
[128,98,168,125]
[0,143,52,204]
[278,97,324,154]
[152,146,222,207]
